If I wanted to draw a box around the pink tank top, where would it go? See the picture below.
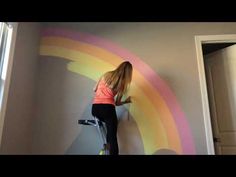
[93,78,117,105]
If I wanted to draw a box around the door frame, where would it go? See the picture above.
[195,34,236,155]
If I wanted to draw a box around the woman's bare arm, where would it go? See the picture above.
[115,94,132,106]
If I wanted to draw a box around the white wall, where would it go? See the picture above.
[40,22,236,154]
[2,22,236,154]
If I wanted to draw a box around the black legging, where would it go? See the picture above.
[91,104,118,155]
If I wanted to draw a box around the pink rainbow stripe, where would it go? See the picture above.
[41,28,195,154]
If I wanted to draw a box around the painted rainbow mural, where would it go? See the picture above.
[39,27,196,154]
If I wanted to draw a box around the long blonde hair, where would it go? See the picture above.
[103,61,133,98]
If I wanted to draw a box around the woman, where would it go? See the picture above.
[92,61,133,155]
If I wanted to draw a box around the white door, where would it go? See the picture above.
[204,44,236,155]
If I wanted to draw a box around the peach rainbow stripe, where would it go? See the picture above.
[39,28,196,154]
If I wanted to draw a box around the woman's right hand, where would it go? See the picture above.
[124,96,132,104]
[115,96,132,106]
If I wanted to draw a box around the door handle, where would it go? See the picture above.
[213,137,221,143]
